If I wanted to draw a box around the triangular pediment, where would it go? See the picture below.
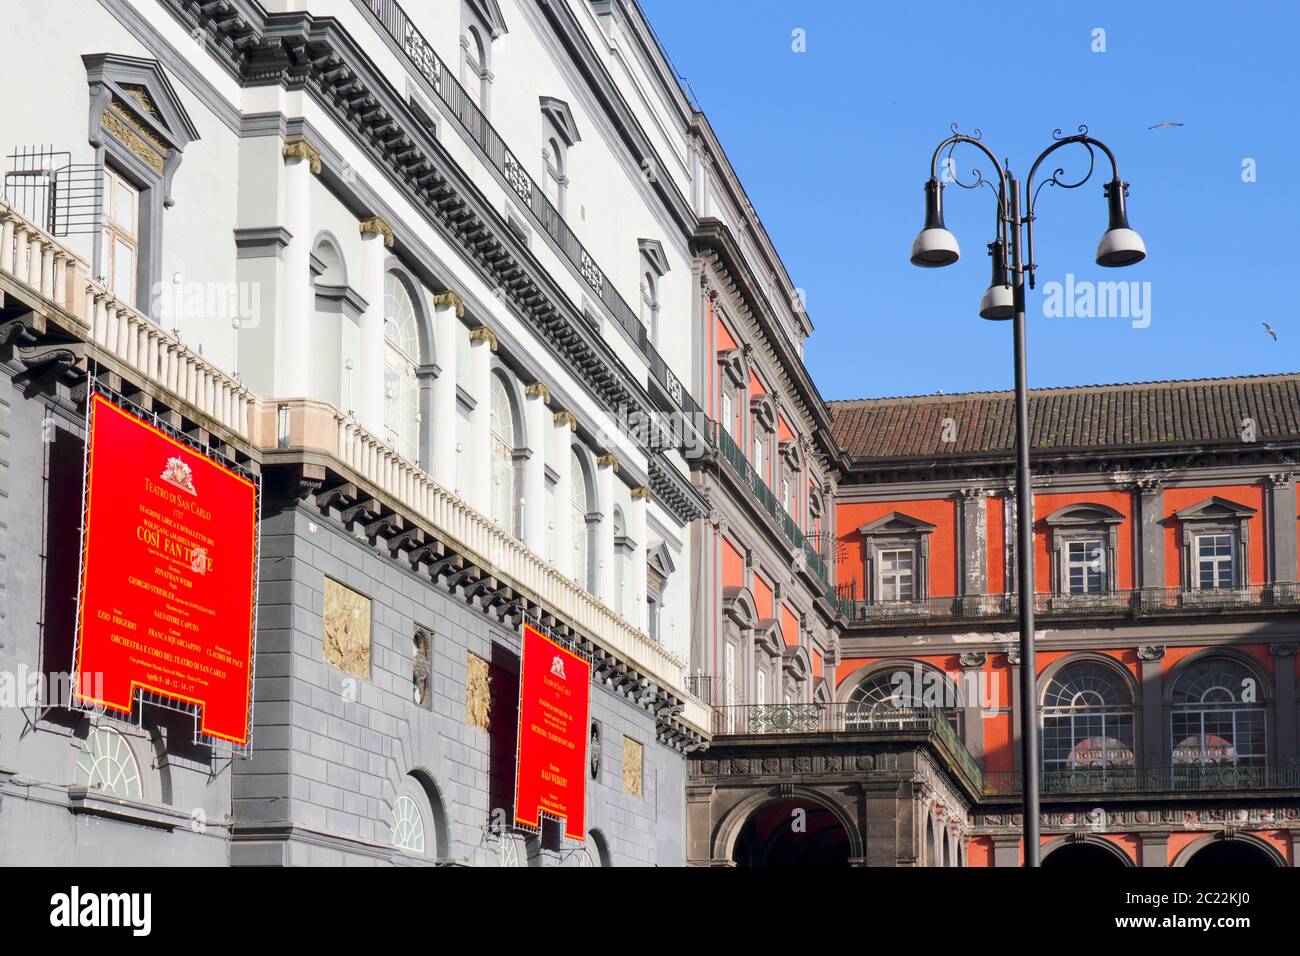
[857,511,936,536]
[1175,495,1257,521]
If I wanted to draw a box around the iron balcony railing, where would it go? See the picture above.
[982,763,1300,796]
[710,704,983,789]
[713,422,844,610]
[360,0,708,431]
[847,584,1300,626]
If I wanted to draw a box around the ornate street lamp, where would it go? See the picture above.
[910,125,1147,866]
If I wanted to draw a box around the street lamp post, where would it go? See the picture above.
[910,125,1146,867]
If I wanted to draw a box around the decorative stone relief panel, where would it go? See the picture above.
[466,652,492,730]
[623,736,644,797]
[323,578,371,679]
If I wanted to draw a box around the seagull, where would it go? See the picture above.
[1148,121,1185,130]
[1263,322,1278,341]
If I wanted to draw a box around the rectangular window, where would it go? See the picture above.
[752,434,764,482]
[878,548,915,602]
[1196,533,1235,590]
[101,167,138,303]
[1065,539,1105,594]
[755,668,766,707]
[724,642,737,732]
[721,391,733,436]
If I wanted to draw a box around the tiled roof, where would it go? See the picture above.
[829,373,1300,461]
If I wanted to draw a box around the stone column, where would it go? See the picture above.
[466,325,496,515]
[1268,473,1298,589]
[357,215,393,434]
[958,651,987,765]
[1008,647,1023,775]
[630,486,650,631]
[1135,478,1166,592]
[552,410,576,577]
[1272,643,1298,764]
[596,453,618,604]
[278,139,317,397]
[958,488,988,609]
[522,383,550,552]
[1138,645,1166,771]
[430,292,462,490]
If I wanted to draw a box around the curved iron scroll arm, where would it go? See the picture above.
[1023,128,1122,288]
[928,131,1010,218]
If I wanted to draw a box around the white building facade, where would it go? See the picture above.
[0,0,731,866]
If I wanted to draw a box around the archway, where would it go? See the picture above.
[1042,839,1131,867]
[732,798,852,867]
[1180,835,1285,868]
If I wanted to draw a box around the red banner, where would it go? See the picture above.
[75,394,258,744]
[514,623,590,840]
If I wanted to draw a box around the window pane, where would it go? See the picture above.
[114,178,137,234]
[113,238,135,299]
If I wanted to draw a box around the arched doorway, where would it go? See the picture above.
[732,798,852,867]
[1183,837,1284,868]
[1042,839,1131,867]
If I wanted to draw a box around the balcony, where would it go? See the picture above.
[846,584,1300,627]
[983,763,1300,796]
[709,703,982,790]
[713,423,847,613]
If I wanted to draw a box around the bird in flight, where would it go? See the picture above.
[1148,121,1185,130]
[1263,322,1278,340]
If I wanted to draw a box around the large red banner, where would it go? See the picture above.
[75,394,258,745]
[514,623,590,840]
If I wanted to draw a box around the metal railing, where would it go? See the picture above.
[847,584,1300,625]
[710,704,983,787]
[359,0,709,430]
[982,763,1300,796]
[714,422,843,609]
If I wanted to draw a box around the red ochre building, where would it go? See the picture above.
[687,373,1300,868]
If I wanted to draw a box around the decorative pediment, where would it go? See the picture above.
[539,96,581,146]
[467,0,509,37]
[782,644,812,681]
[857,512,937,536]
[83,54,199,205]
[638,238,670,276]
[779,437,804,471]
[750,393,776,433]
[752,618,783,656]
[722,585,757,627]
[717,348,747,388]
[1043,502,1125,527]
[647,540,676,579]
[1175,496,1257,521]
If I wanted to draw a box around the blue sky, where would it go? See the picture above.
[639,0,1300,401]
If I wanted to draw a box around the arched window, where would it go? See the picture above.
[384,272,421,465]
[844,666,961,733]
[543,135,566,213]
[490,374,519,536]
[613,506,628,617]
[462,24,489,110]
[640,269,658,344]
[391,793,426,854]
[74,725,143,799]
[570,448,592,591]
[1041,661,1135,782]
[1171,658,1266,768]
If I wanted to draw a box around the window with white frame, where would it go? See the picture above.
[101,166,138,302]
[1195,533,1235,590]
[543,135,566,213]
[721,390,734,437]
[489,375,517,536]
[1065,539,1106,595]
[461,24,490,111]
[1170,658,1266,767]
[724,642,737,732]
[1041,661,1135,775]
[74,725,143,799]
[752,433,764,482]
[383,272,421,465]
[878,548,915,602]
[755,667,766,707]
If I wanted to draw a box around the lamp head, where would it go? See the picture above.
[979,239,1014,320]
[910,179,960,267]
[1096,178,1147,267]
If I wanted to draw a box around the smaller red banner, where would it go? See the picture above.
[514,623,591,840]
